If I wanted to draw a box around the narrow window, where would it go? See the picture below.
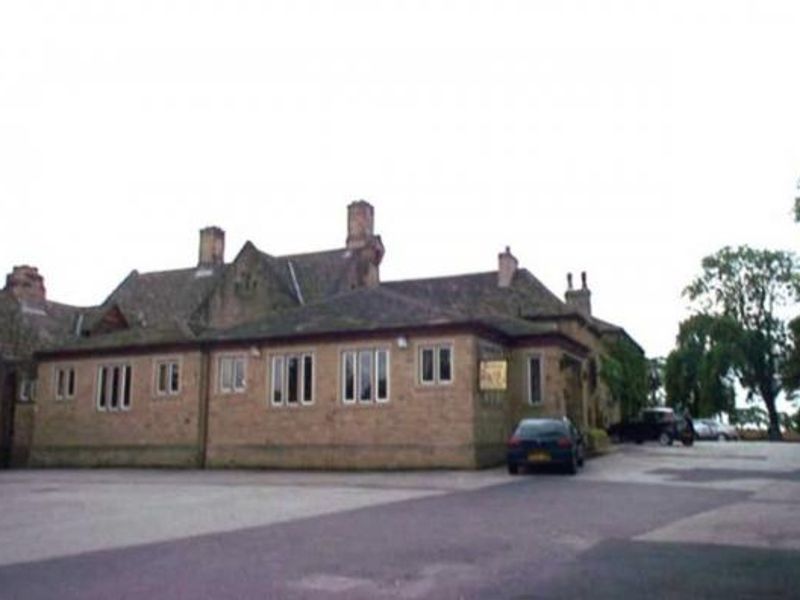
[109,366,120,409]
[97,367,108,409]
[376,350,389,402]
[343,351,356,403]
[438,347,452,383]
[56,369,66,398]
[287,356,299,404]
[528,356,542,405]
[233,358,246,391]
[220,357,233,392]
[358,350,372,402]
[18,378,34,402]
[271,356,284,405]
[421,348,435,384]
[170,363,180,393]
[157,363,168,394]
[302,354,313,404]
[121,365,132,409]
[68,369,76,397]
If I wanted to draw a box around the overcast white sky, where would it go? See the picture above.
[1,1,799,361]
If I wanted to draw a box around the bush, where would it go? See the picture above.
[585,428,611,456]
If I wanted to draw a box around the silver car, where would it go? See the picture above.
[694,419,739,441]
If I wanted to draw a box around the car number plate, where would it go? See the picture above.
[528,451,550,462]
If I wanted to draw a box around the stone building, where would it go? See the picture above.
[0,266,84,467]
[6,201,642,469]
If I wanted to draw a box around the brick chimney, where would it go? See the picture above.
[198,226,225,267]
[565,271,592,315]
[346,200,375,250]
[498,246,518,288]
[5,265,46,304]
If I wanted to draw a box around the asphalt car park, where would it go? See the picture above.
[0,443,798,599]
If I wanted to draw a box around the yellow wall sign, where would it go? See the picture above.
[479,360,507,391]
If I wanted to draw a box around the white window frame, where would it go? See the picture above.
[418,343,454,385]
[54,366,76,401]
[154,357,181,397]
[527,354,543,405]
[270,352,314,407]
[341,348,390,404]
[18,377,35,403]
[218,355,247,394]
[96,364,133,412]
[342,350,357,404]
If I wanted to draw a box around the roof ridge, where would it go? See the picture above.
[384,271,496,285]
[98,269,139,307]
[278,247,348,260]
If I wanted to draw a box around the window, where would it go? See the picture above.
[55,367,76,400]
[96,364,132,411]
[341,349,389,404]
[271,353,314,406]
[154,359,180,396]
[419,344,453,385]
[18,378,35,403]
[528,356,542,405]
[219,356,246,393]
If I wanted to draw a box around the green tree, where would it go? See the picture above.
[664,314,739,417]
[684,246,800,440]
[732,405,768,428]
[781,316,800,392]
[647,357,666,405]
[600,338,648,419]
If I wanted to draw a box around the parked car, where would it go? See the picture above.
[694,419,739,441]
[507,418,585,475]
[607,407,682,446]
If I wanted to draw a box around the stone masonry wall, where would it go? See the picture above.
[29,352,203,467]
[206,333,479,469]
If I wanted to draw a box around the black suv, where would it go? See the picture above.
[607,408,682,446]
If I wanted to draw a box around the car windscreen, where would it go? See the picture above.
[516,422,567,438]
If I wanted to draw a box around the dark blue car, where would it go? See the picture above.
[507,418,585,475]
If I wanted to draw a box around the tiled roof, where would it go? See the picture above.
[89,265,226,333]
[0,291,84,359]
[44,325,197,353]
[384,269,574,321]
[210,286,466,342]
[276,248,364,304]
[31,236,639,356]
[209,281,562,344]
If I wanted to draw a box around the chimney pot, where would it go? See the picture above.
[198,226,225,267]
[565,270,591,315]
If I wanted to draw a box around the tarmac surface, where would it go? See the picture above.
[0,441,798,599]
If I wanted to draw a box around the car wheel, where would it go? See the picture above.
[566,452,578,475]
[577,449,585,468]
[507,463,519,475]
[658,432,672,446]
